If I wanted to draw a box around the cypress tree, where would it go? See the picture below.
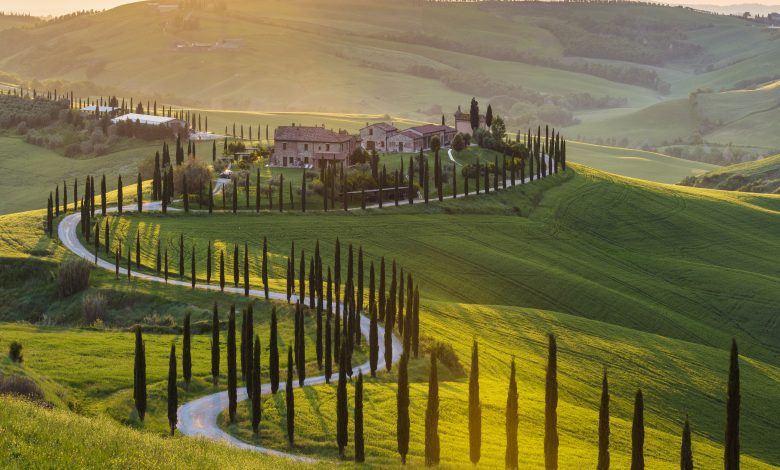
[545,333,559,470]
[211,303,219,384]
[357,247,364,311]
[469,340,481,465]
[379,256,386,322]
[295,302,305,387]
[262,237,269,299]
[233,244,239,287]
[244,243,249,296]
[337,339,349,459]
[369,303,378,377]
[164,248,168,283]
[425,351,440,467]
[183,313,192,389]
[99,175,106,214]
[245,306,255,394]
[167,343,178,436]
[506,358,518,470]
[598,370,610,470]
[155,239,161,274]
[228,306,237,422]
[725,338,740,470]
[397,352,410,465]
[413,287,420,358]
[270,307,279,393]
[408,156,415,205]
[133,327,147,422]
[325,308,333,384]
[355,370,365,463]
[631,389,644,470]
[286,346,295,443]
[286,258,292,303]
[681,415,693,470]
[137,173,143,212]
[117,175,123,213]
[251,335,262,434]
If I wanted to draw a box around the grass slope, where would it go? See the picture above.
[65,166,780,466]
[680,153,780,193]
[0,135,156,215]
[0,397,301,469]
[1,162,778,466]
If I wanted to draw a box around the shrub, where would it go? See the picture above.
[422,338,465,378]
[57,258,91,298]
[83,292,107,325]
[0,375,45,403]
[9,341,23,363]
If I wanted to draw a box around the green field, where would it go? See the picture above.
[1,0,777,136]
[681,153,780,193]
[0,397,300,469]
[0,135,157,215]
[48,164,780,467]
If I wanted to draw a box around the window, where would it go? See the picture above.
[304,144,309,151]
[282,143,287,150]
[369,128,374,136]
[326,144,330,151]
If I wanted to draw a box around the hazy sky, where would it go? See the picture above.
[2,0,778,17]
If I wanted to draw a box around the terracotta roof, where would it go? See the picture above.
[274,126,353,143]
[362,122,397,132]
[408,124,455,135]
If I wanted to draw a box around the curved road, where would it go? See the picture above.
[58,202,403,462]
[57,165,538,461]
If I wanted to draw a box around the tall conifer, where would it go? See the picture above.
[725,339,740,470]
[631,389,644,470]
[425,351,440,466]
[545,333,559,470]
[469,341,481,465]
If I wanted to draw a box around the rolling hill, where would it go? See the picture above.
[0,0,776,126]
[681,153,780,193]
[21,163,773,467]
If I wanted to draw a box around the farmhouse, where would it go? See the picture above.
[454,105,486,136]
[111,113,187,129]
[387,124,456,153]
[272,125,358,168]
[360,122,398,152]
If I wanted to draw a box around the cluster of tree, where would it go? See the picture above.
[0,94,69,129]
[113,119,177,141]
[129,236,426,459]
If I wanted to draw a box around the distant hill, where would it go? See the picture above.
[0,0,775,126]
[680,153,780,192]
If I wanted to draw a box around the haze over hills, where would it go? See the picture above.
[1,0,778,163]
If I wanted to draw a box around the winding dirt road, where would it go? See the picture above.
[58,202,402,462]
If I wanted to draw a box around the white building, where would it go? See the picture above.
[111,113,187,129]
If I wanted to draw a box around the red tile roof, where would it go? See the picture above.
[275,126,354,143]
[408,124,455,135]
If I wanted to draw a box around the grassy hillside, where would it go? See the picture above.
[569,81,780,160]
[0,134,158,215]
[0,0,774,124]
[0,165,778,466]
[680,153,780,193]
[68,166,780,466]
[0,397,300,469]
